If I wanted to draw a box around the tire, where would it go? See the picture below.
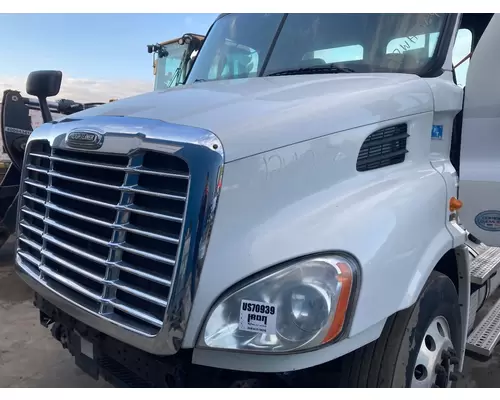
[338,271,462,388]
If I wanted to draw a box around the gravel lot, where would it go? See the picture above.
[0,237,498,388]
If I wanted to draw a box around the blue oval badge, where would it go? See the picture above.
[475,210,500,232]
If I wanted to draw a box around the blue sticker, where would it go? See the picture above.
[431,125,443,140]
[475,210,500,232]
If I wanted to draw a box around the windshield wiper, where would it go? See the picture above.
[267,63,355,77]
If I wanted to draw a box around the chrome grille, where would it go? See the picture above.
[18,139,190,335]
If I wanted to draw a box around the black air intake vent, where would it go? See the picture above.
[356,124,409,172]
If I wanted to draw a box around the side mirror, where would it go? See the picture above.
[26,70,62,123]
[26,70,62,98]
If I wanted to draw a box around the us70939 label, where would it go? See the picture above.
[238,299,277,334]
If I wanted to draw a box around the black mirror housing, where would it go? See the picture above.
[26,70,62,98]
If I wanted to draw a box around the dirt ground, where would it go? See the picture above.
[0,237,498,388]
[0,238,109,388]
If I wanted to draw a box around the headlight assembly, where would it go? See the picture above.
[200,254,359,353]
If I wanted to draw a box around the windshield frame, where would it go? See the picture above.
[186,13,459,83]
[154,42,190,90]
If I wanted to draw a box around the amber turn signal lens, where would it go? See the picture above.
[321,262,353,344]
[449,197,463,212]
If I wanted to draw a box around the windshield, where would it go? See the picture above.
[154,42,189,90]
[187,13,450,83]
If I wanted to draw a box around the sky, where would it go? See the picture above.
[0,13,218,102]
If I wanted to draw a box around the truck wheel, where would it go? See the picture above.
[339,271,461,388]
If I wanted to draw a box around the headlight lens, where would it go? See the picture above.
[200,254,358,353]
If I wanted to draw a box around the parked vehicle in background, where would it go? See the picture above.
[148,33,205,90]
[0,75,108,250]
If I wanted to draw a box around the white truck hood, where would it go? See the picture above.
[76,73,433,162]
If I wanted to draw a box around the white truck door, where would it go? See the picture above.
[459,13,500,246]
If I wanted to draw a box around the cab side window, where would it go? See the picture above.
[384,32,441,71]
[386,32,440,58]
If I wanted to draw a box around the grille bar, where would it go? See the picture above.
[22,192,45,205]
[27,165,48,174]
[30,152,50,159]
[25,179,47,190]
[49,169,187,201]
[39,265,103,301]
[19,221,43,236]
[45,218,110,246]
[133,167,188,179]
[111,300,163,328]
[129,186,187,201]
[47,186,184,222]
[41,249,168,307]
[47,186,117,208]
[42,249,105,282]
[51,155,126,171]
[115,261,172,287]
[18,250,41,266]
[43,235,172,287]
[50,154,189,179]
[121,225,179,244]
[44,234,108,265]
[46,202,115,228]
[21,207,44,220]
[113,281,168,307]
[19,235,42,251]
[118,243,176,266]
[18,140,190,335]
[124,205,183,223]
[49,170,123,190]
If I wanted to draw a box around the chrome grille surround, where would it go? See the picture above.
[15,115,224,355]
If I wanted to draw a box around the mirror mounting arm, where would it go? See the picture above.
[26,70,63,124]
[39,99,52,123]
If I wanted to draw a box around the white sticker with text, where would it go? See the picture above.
[238,299,277,334]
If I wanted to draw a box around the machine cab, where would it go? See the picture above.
[457,14,500,246]
[149,34,204,90]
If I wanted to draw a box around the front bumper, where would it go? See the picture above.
[35,292,193,387]
[34,292,289,388]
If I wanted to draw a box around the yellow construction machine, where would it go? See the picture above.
[147,33,205,90]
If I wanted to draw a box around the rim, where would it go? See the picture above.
[411,316,460,388]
